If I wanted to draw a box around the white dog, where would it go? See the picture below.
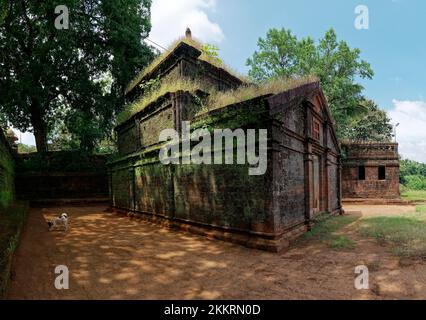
[47,213,69,232]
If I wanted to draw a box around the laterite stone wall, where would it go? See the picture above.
[109,85,343,251]
[341,142,400,199]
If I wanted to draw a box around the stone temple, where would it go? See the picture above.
[108,34,343,252]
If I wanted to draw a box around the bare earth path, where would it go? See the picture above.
[7,205,426,300]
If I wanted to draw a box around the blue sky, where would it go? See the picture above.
[212,0,425,109]
[17,0,426,161]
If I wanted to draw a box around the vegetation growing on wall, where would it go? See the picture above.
[0,203,28,298]
[0,141,14,208]
[126,37,246,94]
[118,76,205,124]
[119,71,317,126]
[199,75,318,115]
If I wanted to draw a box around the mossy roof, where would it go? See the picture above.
[117,75,320,126]
[125,37,247,95]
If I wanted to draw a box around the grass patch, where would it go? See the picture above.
[401,189,426,202]
[329,236,356,250]
[416,205,426,213]
[302,213,357,250]
[0,203,28,298]
[358,211,426,259]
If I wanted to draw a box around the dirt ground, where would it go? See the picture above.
[7,204,426,300]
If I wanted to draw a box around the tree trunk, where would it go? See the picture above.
[33,122,48,153]
[30,102,48,153]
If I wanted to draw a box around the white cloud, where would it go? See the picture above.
[388,100,426,163]
[149,0,224,47]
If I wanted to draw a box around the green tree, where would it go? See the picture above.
[201,43,222,64]
[0,112,7,131]
[400,159,426,187]
[246,28,376,137]
[0,0,155,152]
[17,143,37,154]
[342,100,393,141]
[0,0,7,24]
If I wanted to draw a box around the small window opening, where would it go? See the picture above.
[378,166,386,180]
[358,166,366,180]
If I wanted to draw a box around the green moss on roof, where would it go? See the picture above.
[118,76,204,124]
[125,37,247,94]
[197,75,319,116]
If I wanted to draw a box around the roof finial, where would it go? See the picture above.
[185,27,192,39]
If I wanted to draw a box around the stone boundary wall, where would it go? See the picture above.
[15,172,108,200]
[15,153,109,200]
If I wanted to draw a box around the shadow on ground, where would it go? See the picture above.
[7,205,426,300]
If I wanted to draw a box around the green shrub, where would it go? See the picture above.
[404,175,426,190]
[400,159,426,190]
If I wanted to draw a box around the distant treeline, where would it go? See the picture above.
[400,159,426,190]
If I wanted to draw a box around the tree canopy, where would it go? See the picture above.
[0,0,155,152]
[342,99,393,142]
[246,28,392,139]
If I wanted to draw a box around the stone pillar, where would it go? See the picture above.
[128,168,135,211]
[322,121,330,212]
[304,107,313,226]
[135,117,142,151]
[337,154,343,213]
[172,91,192,134]
[304,151,314,220]
[172,92,182,134]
